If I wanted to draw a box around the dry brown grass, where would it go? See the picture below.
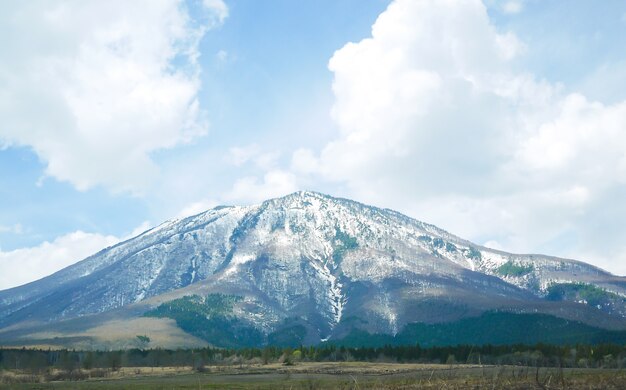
[1,363,625,389]
[11,317,208,350]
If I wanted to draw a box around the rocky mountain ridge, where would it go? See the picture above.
[1,191,625,348]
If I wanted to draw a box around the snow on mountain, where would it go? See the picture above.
[1,191,625,346]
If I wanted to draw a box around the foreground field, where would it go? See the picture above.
[2,362,626,389]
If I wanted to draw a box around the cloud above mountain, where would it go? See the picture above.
[0,231,119,290]
[0,0,227,194]
[1,0,625,288]
[289,0,626,274]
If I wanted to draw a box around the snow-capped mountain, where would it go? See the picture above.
[1,191,625,348]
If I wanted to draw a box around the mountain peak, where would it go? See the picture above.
[270,190,332,203]
[1,192,624,349]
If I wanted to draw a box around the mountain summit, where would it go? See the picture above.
[1,191,625,349]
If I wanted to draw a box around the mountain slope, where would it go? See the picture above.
[1,191,625,348]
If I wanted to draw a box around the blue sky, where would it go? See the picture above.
[1,0,626,289]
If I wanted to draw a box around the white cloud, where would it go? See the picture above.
[0,231,119,290]
[319,0,530,195]
[297,0,626,275]
[226,170,298,204]
[502,1,523,14]
[0,1,227,194]
[203,0,229,26]
[0,219,165,290]
[518,94,626,176]
[173,144,293,216]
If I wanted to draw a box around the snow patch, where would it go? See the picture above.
[310,258,345,326]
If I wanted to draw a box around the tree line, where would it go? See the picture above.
[1,343,625,373]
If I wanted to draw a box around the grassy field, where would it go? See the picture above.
[2,362,626,389]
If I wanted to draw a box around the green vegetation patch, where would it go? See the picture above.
[445,242,457,252]
[144,294,263,348]
[546,282,624,308]
[332,228,359,263]
[267,324,307,347]
[333,312,626,348]
[432,238,445,249]
[465,247,482,260]
[497,261,534,277]
[145,294,240,318]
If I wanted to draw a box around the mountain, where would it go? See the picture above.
[1,191,625,349]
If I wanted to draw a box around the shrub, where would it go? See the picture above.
[497,261,533,277]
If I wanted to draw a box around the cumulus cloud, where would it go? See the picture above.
[0,231,119,290]
[298,0,626,275]
[318,0,531,197]
[0,0,227,194]
[518,94,626,176]
[0,219,164,290]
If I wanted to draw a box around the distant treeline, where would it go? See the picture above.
[1,343,625,373]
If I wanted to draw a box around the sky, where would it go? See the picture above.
[1,0,625,289]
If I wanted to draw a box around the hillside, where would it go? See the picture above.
[1,191,625,349]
